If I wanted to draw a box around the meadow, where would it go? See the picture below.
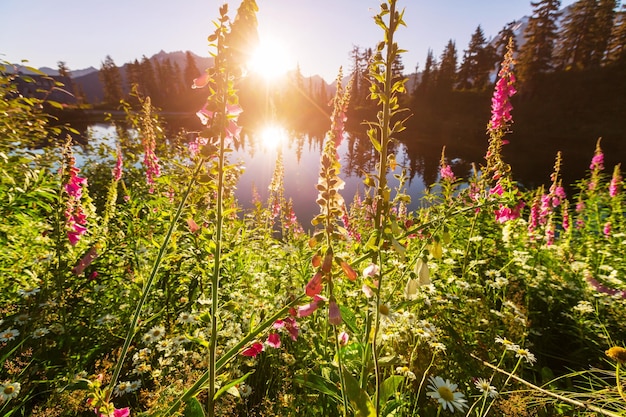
[1,1,626,416]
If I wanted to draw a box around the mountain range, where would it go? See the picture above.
[10,4,576,105]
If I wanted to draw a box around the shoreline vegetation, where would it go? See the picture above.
[1,1,626,416]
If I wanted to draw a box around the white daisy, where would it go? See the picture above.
[426,376,468,412]
[17,287,40,298]
[0,381,21,402]
[515,348,537,365]
[474,378,498,398]
[32,327,50,338]
[0,328,20,342]
[114,381,132,396]
[128,380,142,392]
[177,312,197,325]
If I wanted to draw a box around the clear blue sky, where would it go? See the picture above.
[1,0,579,82]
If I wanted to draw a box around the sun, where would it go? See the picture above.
[248,37,294,81]
[259,124,288,149]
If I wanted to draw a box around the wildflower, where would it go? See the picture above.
[609,164,622,198]
[113,381,132,396]
[177,312,197,325]
[573,301,594,315]
[488,38,516,133]
[474,378,498,398]
[64,152,89,245]
[495,336,519,351]
[0,328,20,342]
[305,271,323,297]
[196,103,243,141]
[266,333,281,348]
[128,380,141,392]
[590,139,604,171]
[395,366,417,380]
[328,299,342,326]
[426,376,468,412]
[298,295,324,317]
[604,221,611,238]
[439,147,456,182]
[238,383,253,398]
[32,327,50,338]
[338,331,349,346]
[112,147,123,181]
[144,326,165,344]
[17,287,40,298]
[415,258,431,286]
[363,263,380,278]
[340,261,358,281]
[606,346,626,364]
[73,245,99,276]
[515,347,537,365]
[404,277,419,300]
[0,382,21,402]
[241,341,264,357]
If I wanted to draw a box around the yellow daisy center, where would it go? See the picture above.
[4,385,15,395]
[379,304,390,316]
[438,386,454,402]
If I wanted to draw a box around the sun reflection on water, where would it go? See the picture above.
[259,124,288,150]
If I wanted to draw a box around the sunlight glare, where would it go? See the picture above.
[248,37,294,80]
[260,124,288,149]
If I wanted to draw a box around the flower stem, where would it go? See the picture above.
[105,157,204,403]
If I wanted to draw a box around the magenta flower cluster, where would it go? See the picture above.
[488,50,517,133]
[64,157,88,245]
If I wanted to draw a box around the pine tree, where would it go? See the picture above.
[140,56,159,102]
[556,0,600,69]
[436,39,457,92]
[57,61,70,77]
[415,49,436,97]
[99,55,124,105]
[184,51,201,88]
[457,25,493,90]
[593,0,618,66]
[607,4,626,64]
[517,0,561,84]
[495,22,519,58]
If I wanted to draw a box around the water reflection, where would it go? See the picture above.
[64,114,606,228]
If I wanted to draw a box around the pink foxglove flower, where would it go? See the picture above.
[305,271,323,297]
[64,156,89,245]
[609,164,622,198]
[241,342,264,357]
[604,221,611,237]
[590,142,604,171]
[266,333,281,349]
[488,39,516,133]
[328,299,342,326]
[72,246,98,276]
[112,147,123,181]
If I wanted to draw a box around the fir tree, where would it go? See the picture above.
[556,0,601,69]
[517,0,561,84]
[457,25,494,90]
[436,39,457,92]
[593,0,618,66]
[607,4,626,64]
[99,55,124,105]
[184,51,201,88]
[415,48,436,97]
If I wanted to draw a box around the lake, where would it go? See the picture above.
[79,123,431,227]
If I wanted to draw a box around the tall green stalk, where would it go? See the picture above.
[106,157,205,403]
[362,0,407,413]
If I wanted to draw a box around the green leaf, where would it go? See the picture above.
[183,397,206,417]
[342,369,376,417]
[294,373,342,403]
[214,371,253,401]
[380,375,403,402]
